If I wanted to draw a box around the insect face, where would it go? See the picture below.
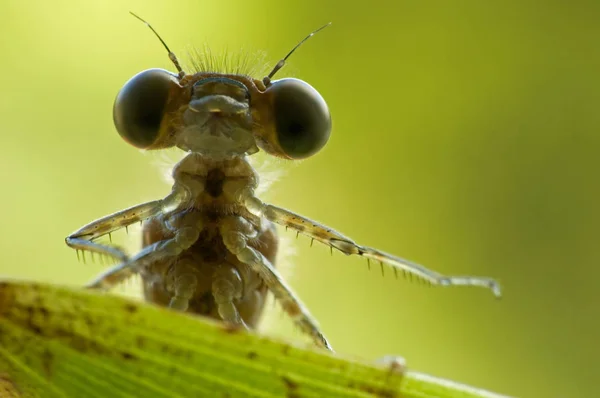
[113,69,331,159]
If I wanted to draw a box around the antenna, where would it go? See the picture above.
[263,22,331,86]
[129,12,185,78]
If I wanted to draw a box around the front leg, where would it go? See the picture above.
[65,186,189,262]
[66,200,161,263]
[244,196,502,298]
[220,216,332,351]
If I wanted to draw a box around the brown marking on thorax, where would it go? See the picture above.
[205,168,225,197]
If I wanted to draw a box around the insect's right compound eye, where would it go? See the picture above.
[113,68,179,148]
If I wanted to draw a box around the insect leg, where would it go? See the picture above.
[66,238,128,262]
[86,212,203,292]
[220,215,332,351]
[85,261,140,290]
[65,186,189,261]
[167,261,198,311]
[212,265,248,327]
[244,196,502,298]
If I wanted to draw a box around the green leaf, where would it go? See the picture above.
[0,281,509,398]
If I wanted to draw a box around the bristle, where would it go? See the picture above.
[275,231,298,280]
[246,152,290,197]
[256,232,298,333]
[184,45,269,77]
[142,147,186,186]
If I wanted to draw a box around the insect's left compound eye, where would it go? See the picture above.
[113,68,179,149]
[268,78,331,159]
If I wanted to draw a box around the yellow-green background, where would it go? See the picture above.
[1,1,598,397]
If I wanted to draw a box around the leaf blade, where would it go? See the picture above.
[0,281,509,398]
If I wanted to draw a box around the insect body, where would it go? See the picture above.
[66,14,501,351]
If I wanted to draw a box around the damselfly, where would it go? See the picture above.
[66,13,501,351]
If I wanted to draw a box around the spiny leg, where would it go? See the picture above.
[83,261,143,290]
[65,186,189,262]
[244,196,502,298]
[220,216,332,351]
[66,238,129,263]
[86,211,203,294]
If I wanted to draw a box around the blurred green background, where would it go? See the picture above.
[1,1,599,397]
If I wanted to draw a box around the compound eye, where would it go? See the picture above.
[268,78,331,159]
[113,68,178,148]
